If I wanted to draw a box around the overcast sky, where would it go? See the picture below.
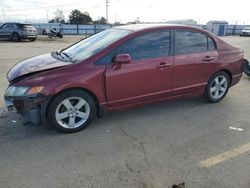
[0,0,250,24]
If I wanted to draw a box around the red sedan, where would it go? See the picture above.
[5,24,244,133]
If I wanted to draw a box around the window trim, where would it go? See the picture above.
[0,24,7,29]
[115,29,173,60]
[207,36,217,51]
[173,29,217,56]
[95,29,173,65]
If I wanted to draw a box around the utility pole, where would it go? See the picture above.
[106,0,109,22]
[46,9,49,22]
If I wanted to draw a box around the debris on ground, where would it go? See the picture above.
[172,182,185,188]
[229,126,244,131]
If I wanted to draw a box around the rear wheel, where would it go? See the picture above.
[47,90,96,133]
[57,32,63,38]
[29,38,37,42]
[204,71,230,103]
[48,33,53,38]
[11,33,20,42]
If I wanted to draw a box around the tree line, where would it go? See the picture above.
[49,9,107,24]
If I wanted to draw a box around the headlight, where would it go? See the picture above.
[5,86,43,97]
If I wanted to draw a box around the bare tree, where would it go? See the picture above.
[49,9,65,23]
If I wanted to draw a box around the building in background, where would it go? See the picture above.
[206,21,228,36]
[165,19,197,25]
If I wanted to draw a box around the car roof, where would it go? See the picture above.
[114,23,203,32]
[3,22,31,25]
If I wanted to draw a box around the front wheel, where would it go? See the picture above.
[29,38,37,42]
[47,90,96,133]
[204,72,230,103]
[11,33,20,42]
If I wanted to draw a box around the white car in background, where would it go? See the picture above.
[240,27,250,36]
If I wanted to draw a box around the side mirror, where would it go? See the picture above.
[114,54,131,64]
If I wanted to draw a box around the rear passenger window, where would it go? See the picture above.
[116,30,171,61]
[175,30,216,55]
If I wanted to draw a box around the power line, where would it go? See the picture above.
[106,0,109,22]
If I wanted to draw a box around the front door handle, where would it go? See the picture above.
[156,62,171,68]
[203,56,215,61]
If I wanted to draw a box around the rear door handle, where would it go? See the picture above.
[203,56,215,61]
[156,62,171,68]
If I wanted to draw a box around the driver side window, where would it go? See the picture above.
[1,24,7,29]
[116,30,171,61]
[1,24,12,29]
[95,30,171,65]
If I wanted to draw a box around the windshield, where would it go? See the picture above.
[61,28,132,62]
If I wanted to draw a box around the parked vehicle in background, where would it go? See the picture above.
[244,59,250,76]
[240,27,250,37]
[46,28,63,38]
[4,24,244,133]
[0,23,37,42]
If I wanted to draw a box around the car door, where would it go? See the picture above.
[173,29,218,95]
[105,30,174,108]
[0,23,13,39]
[0,24,8,38]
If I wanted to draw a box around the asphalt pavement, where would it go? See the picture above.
[0,36,250,188]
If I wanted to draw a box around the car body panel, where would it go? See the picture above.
[105,56,174,108]
[4,24,244,123]
[7,53,70,82]
[173,50,219,96]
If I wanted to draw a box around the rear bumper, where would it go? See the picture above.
[240,33,250,36]
[231,73,243,86]
[19,34,37,39]
[4,94,51,124]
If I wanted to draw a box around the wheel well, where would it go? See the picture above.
[12,32,19,36]
[215,69,232,84]
[46,87,100,117]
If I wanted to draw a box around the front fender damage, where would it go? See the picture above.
[4,94,52,125]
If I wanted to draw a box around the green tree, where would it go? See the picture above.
[69,9,92,24]
[94,17,107,24]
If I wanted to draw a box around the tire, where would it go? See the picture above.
[29,38,37,42]
[11,33,20,42]
[244,59,250,76]
[48,33,53,38]
[203,71,230,103]
[47,90,96,133]
[58,33,63,38]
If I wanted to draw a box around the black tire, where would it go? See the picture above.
[244,59,250,76]
[203,71,230,103]
[58,33,63,38]
[11,33,20,42]
[47,90,96,133]
[29,38,37,42]
[48,33,53,38]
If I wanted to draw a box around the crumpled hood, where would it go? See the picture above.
[7,53,70,82]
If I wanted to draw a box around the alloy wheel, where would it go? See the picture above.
[209,75,228,100]
[55,97,90,129]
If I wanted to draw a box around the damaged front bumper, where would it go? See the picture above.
[4,94,51,125]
